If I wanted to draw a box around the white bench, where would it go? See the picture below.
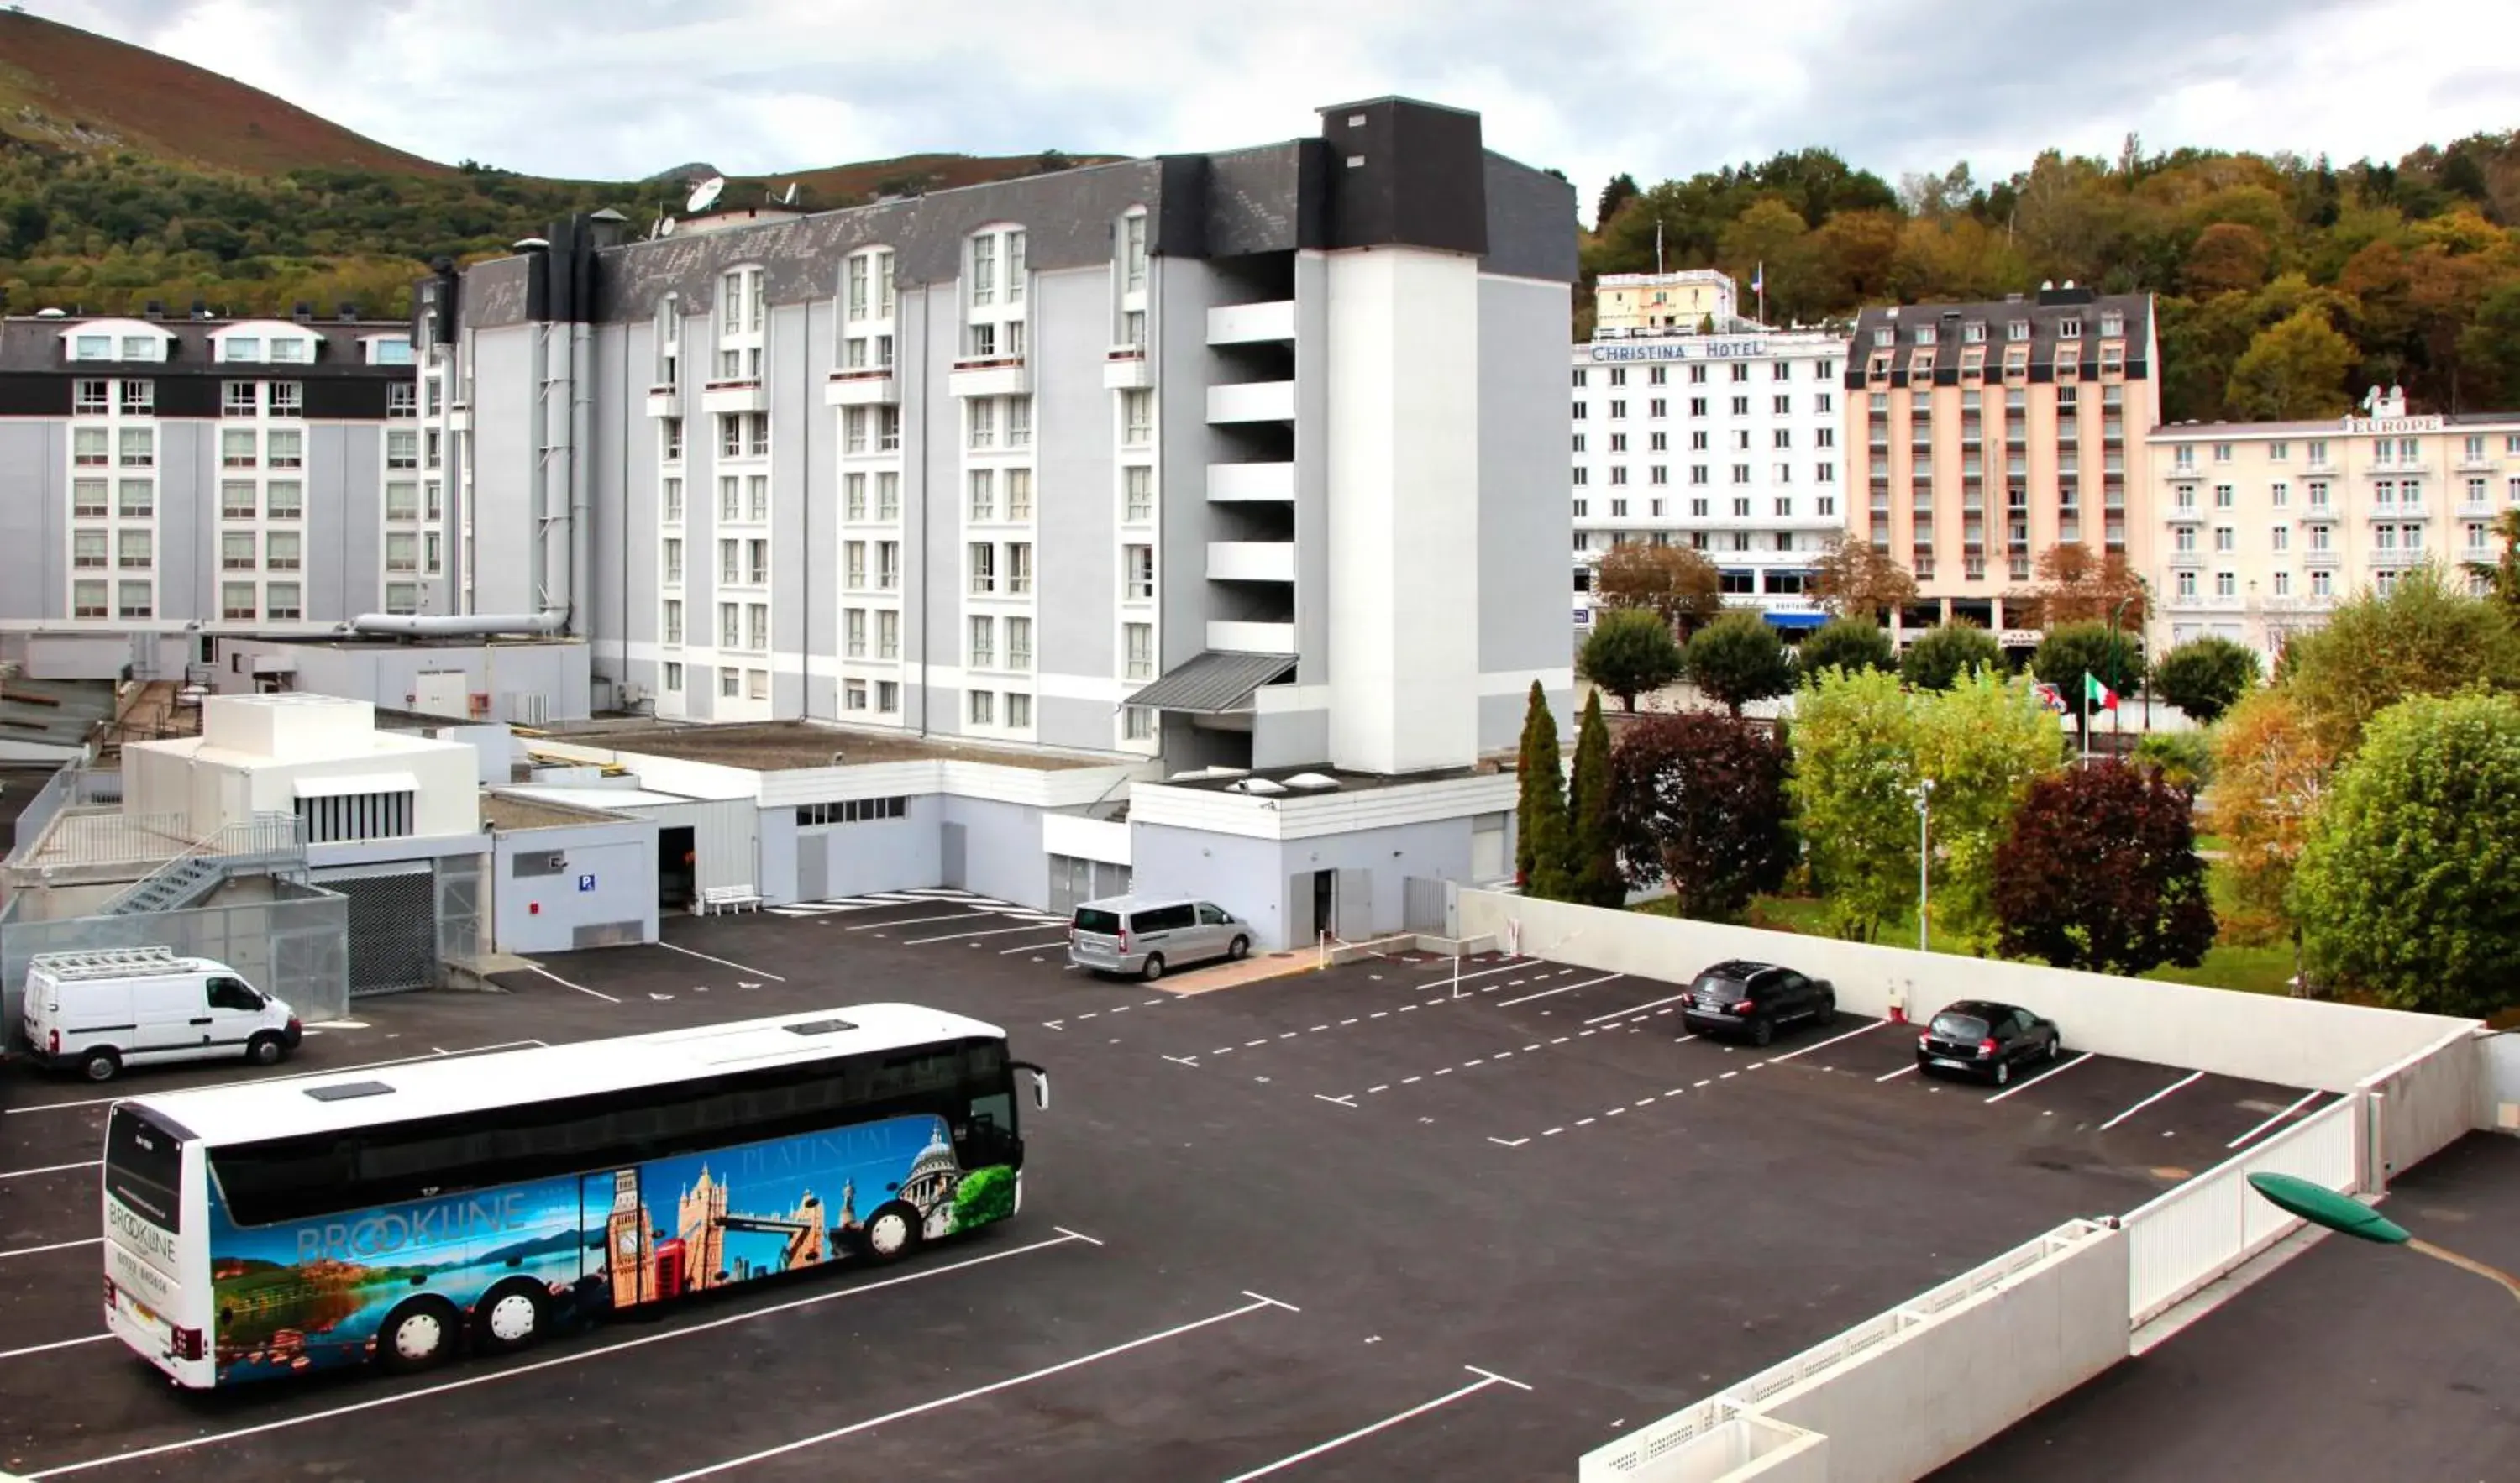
[696,884,764,915]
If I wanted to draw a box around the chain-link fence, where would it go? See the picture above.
[2,880,351,1040]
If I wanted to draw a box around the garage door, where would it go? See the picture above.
[317,862,438,996]
[1047,855,1130,914]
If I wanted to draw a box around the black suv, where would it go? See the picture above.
[1915,1000,2062,1087]
[1679,960,1836,1047]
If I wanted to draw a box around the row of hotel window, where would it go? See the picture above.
[1575,563,1809,595]
[72,380,433,417]
[73,528,440,573]
[2167,476,2520,511]
[69,478,437,523]
[1577,393,1839,422]
[66,578,424,620]
[71,427,437,469]
[656,466,1151,528]
[2165,522,2502,556]
[1576,531,1806,554]
[1582,427,1838,453]
[1575,495,1839,521]
[1575,361,1838,388]
[1579,464,1839,487]
[62,332,396,364]
[2167,433,2520,469]
[655,392,1153,465]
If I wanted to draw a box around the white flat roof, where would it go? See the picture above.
[125,1003,1007,1147]
[501,783,699,810]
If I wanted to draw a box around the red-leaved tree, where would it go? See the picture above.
[1992,762,2217,974]
[1608,713,1796,924]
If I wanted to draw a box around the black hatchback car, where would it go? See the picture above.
[1915,1000,2062,1087]
[1679,960,1836,1047]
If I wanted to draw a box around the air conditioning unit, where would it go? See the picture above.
[619,683,648,707]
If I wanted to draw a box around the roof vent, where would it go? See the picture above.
[785,1018,858,1036]
[143,299,165,320]
[34,306,65,319]
[292,301,313,322]
[1231,777,1289,795]
[1283,772,1341,790]
[304,1080,396,1102]
[190,299,210,320]
[337,302,359,322]
[2041,280,2055,291]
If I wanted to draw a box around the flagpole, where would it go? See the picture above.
[1655,217,1665,275]
[1756,260,1767,325]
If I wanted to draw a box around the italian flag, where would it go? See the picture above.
[2085,672,2119,712]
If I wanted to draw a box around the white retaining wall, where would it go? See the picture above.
[2360,1024,2486,1182]
[2123,1096,2361,1324]
[1457,890,2479,1093]
[1581,1224,2126,1483]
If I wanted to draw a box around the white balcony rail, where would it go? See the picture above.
[2122,1094,2360,1325]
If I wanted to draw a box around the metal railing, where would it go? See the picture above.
[97,813,306,914]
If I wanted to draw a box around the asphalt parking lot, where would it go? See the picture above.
[0,888,2332,1481]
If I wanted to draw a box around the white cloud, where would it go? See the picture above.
[36,0,2520,205]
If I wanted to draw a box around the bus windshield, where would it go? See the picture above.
[105,1106,185,1234]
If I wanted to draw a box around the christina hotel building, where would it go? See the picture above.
[1841,284,2159,639]
[2145,389,2520,661]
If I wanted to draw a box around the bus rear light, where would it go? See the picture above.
[172,1326,206,1361]
[102,1273,117,1307]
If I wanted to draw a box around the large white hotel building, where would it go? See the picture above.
[1570,270,1847,633]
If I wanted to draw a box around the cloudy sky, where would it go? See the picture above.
[39,0,2520,213]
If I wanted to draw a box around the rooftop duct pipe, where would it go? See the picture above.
[347,611,567,638]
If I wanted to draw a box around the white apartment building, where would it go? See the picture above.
[2147,388,2520,662]
[1572,278,1848,632]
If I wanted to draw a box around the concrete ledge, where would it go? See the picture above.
[442,951,534,991]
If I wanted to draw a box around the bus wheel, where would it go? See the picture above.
[378,1297,462,1372]
[863,1203,921,1263]
[474,1281,547,1355]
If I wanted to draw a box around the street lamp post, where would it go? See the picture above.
[1912,778,1936,953]
[2248,1172,2520,1306]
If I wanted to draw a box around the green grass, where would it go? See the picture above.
[1636,863,2297,996]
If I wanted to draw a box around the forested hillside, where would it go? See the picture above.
[0,12,1106,320]
[1585,134,2520,422]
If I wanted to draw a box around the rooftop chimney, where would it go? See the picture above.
[337,303,359,322]
[291,301,313,322]
[143,299,165,320]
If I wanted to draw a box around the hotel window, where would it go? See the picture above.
[72,531,107,569]
[969,690,996,726]
[266,481,302,520]
[1005,396,1032,448]
[747,474,769,521]
[876,680,900,713]
[265,429,302,469]
[718,602,741,647]
[1123,706,1155,742]
[879,406,901,452]
[2271,526,2290,553]
[1730,396,1749,416]
[747,603,769,651]
[969,469,997,521]
[1123,544,1155,600]
[662,476,685,523]
[719,477,741,521]
[1772,395,1790,415]
[386,429,417,469]
[844,542,868,590]
[1007,542,1033,595]
[968,398,996,450]
[1650,398,1668,418]
[1572,369,1588,388]
[669,664,690,695]
[878,542,900,590]
[843,608,866,658]
[69,380,107,415]
[118,427,154,468]
[2174,527,2197,553]
[2213,526,2234,553]
[969,615,996,669]
[214,479,255,520]
[877,609,900,658]
[222,582,257,621]
[1123,465,1153,521]
[720,668,741,698]
[2272,571,2292,597]
[2307,439,2328,465]
[223,382,259,417]
[385,532,419,572]
[2176,571,2197,600]
[718,538,741,584]
[1609,400,1626,419]
[1004,468,1032,521]
[844,473,868,521]
[222,428,257,468]
[118,480,153,519]
[2215,571,2236,599]
[118,529,153,569]
[1610,467,1628,485]
[1006,693,1032,729]
[265,381,301,417]
[118,581,152,619]
[2270,480,2289,508]
[969,542,997,595]
[662,417,685,462]
[2309,524,2333,552]
[1007,616,1033,672]
[72,579,106,617]
[386,382,417,418]
[2312,570,2333,598]
[2213,484,2234,509]
[1773,428,1792,448]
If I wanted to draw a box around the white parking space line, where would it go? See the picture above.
[1496,972,1622,1008]
[529,966,621,1004]
[20,1232,1098,1480]
[651,1294,1294,1482]
[1582,992,1692,1024]
[2227,1089,2328,1150]
[2100,1070,2206,1130]
[1219,1366,1530,1482]
[0,1159,98,1182]
[1876,1063,1918,1082]
[0,1237,101,1261]
[1986,1051,2096,1103]
[1763,1021,1883,1064]
[654,941,789,982]
[902,923,1063,946]
[1000,939,1072,955]
[845,911,993,931]
[1441,959,1551,989]
[0,1333,113,1363]
[6,1040,552,1116]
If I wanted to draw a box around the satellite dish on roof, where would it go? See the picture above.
[659,216,677,238]
[512,237,549,252]
[685,176,726,214]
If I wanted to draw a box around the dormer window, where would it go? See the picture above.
[1872,327,1894,347]
[1915,325,1937,346]
[1963,321,1986,343]
[227,336,262,361]
[2006,320,2030,343]
[1121,209,1148,296]
[367,337,413,366]
[716,267,765,381]
[2100,311,2124,338]
[72,334,111,360]
[2058,318,2083,339]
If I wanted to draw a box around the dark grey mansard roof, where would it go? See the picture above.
[0,316,417,375]
[459,118,1578,331]
[1844,288,2154,389]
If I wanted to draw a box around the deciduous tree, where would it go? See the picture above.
[1561,691,1624,908]
[1795,616,1897,679]
[2025,544,2149,627]
[2226,306,2356,418]
[1609,713,1795,924]
[1578,610,1685,714]
[1912,672,2070,951]
[1514,682,1568,893]
[2292,694,2520,1017]
[1993,762,2217,975]
[1785,668,1921,941]
[2204,687,2334,956]
[1898,622,2003,692]
[1591,541,1724,631]
[2030,621,2148,702]
[2282,563,2520,755]
[2151,635,2262,724]
[1809,537,1919,620]
[1686,612,1796,715]
[2182,222,2272,297]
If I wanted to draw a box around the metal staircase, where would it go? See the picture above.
[100,814,308,915]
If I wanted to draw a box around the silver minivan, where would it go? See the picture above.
[1068,895,1252,981]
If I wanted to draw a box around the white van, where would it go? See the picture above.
[21,947,302,1082]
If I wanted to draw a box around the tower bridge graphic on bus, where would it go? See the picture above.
[207,1113,1011,1382]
